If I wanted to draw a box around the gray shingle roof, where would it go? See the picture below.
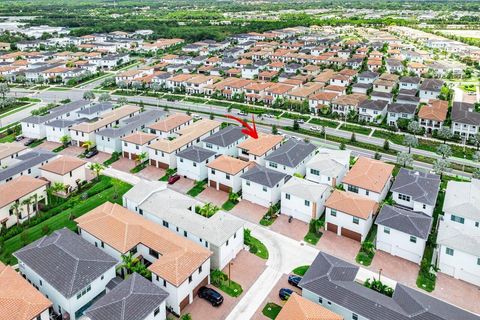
[177,146,216,162]
[358,71,379,79]
[399,76,421,84]
[240,164,289,188]
[45,117,87,129]
[387,103,417,114]
[14,228,117,299]
[420,79,444,92]
[391,168,440,206]
[264,138,316,168]
[299,252,480,320]
[202,125,245,147]
[359,99,388,111]
[96,110,164,139]
[0,149,56,181]
[451,102,480,126]
[376,205,432,239]
[76,102,114,115]
[396,95,420,104]
[85,273,168,320]
[22,100,91,124]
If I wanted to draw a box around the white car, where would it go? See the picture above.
[310,126,319,131]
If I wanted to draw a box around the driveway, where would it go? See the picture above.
[35,140,61,151]
[316,230,360,263]
[270,215,308,242]
[86,151,110,164]
[135,165,165,181]
[168,176,195,194]
[368,251,419,288]
[251,274,302,320]
[197,187,229,206]
[229,200,267,224]
[111,157,136,172]
[433,273,480,315]
[59,145,84,157]
[182,250,266,320]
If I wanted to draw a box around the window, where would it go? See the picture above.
[130,247,137,255]
[331,210,337,217]
[398,194,411,202]
[163,279,167,287]
[477,258,480,266]
[352,314,358,320]
[262,186,267,192]
[446,247,454,256]
[101,241,104,248]
[476,222,479,228]
[149,248,159,259]
[384,227,391,234]
[199,265,203,274]
[154,307,160,317]
[423,204,426,209]
[365,190,369,196]
[318,297,322,304]
[184,230,188,237]
[211,169,215,174]
[226,174,230,180]
[188,275,193,283]
[269,162,277,168]
[193,162,197,167]
[234,232,237,239]
[139,209,143,215]
[310,169,319,176]
[246,181,250,186]
[347,185,358,193]
[352,217,359,224]
[450,215,465,224]
[410,236,417,243]
[226,240,229,246]
[304,200,310,207]
[285,193,290,200]
[39,280,42,286]
[163,220,169,228]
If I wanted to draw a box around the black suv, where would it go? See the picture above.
[198,286,224,306]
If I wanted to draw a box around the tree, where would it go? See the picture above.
[473,168,480,179]
[117,97,128,106]
[433,158,451,178]
[361,241,375,256]
[383,139,390,151]
[98,92,111,102]
[436,127,453,143]
[82,140,94,151]
[83,90,95,100]
[10,201,23,226]
[350,133,356,143]
[403,134,418,153]
[473,151,480,162]
[339,142,346,150]
[397,152,413,168]
[436,144,452,159]
[181,314,192,320]
[32,193,40,216]
[228,192,240,203]
[21,196,34,223]
[470,133,480,150]
[118,252,138,276]
[135,152,148,166]
[117,81,128,90]
[88,163,105,181]
[292,120,300,131]
[271,124,278,134]
[47,182,65,204]
[407,120,422,136]
[199,202,219,218]
[151,83,161,92]
[60,135,71,148]
[0,83,10,103]
[132,81,143,92]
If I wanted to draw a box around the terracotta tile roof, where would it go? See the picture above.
[148,113,192,132]
[343,157,394,193]
[0,176,48,209]
[237,133,283,156]
[40,156,86,176]
[325,190,378,219]
[207,155,252,175]
[310,92,339,102]
[71,105,140,133]
[276,293,343,320]
[332,94,368,106]
[0,262,52,320]
[0,142,27,160]
[418,99,448,122]
[121,131,157,145]
[266,83,294,95]
[75,202,211,287]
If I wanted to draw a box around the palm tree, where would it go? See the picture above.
[228,192,240,204]
[48,182,66,203]
[32,193,40,216]
[117,252,139,276]
[10,201,23,226]
[135,152,148,166]
[82,140,94,151]
[89,162,105,181]
[199,202,219,218]
[60,135,71,148]
[361,241,375,256]
[21,196,34,223]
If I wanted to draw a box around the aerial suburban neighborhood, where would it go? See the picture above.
[0,0,479,320]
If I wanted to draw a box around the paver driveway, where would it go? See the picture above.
[135,165,165,181]
[316,230,360,263]
[35,140,61,151]
[433,273,480,315]
[168,176,195,194]
[229,200,267,224]
[181,250,266,320]
[368,251,419,288]
[197,187,229,206]
[270,214,308,242]
[87,151,110,164]
[59,145,84,157]
[111,157,136,172]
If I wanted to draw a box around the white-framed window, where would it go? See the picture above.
[450,215,464,224]
[384,227,390,234]
[398,194,411,202]
[331,209,336,217]
[410,236,417,243]
[352,217,359,224]
[446,247,454,256]
[310,169,319,176]
[347,185,358,193]
[285,193,290,200]
[304,200,310,207]
[262,186,267,192]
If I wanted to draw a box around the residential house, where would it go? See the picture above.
[241,164,290,208]
[85,273,169,320]
[207,155,251,193]
[148,113,193,138]
[0,149,57,184]
[305,148,350,186]
[281,176,332,223]
[418,99,448,134]
[299,252,479,320]
[387,103,417,126]
[442,178,480,231]
[276,293,342,320]
[14,228,117,320]
[45,118,87,144]
[237,133,283,165]
[75,102,115,120]
[376,205,433,264]
[0,143,28,168]
[330,94,368,117]
[308,92,339,113]
[39,156,87,192]
[396,94,420,106]
[123,180,244,270]
[264,138,316,176]
[419,79,444,102]
[390,168,440,216]
[75,202,212,315]
[176,146,216,181]
[357,71,379,84]
[342,157,394,202]
[399,76,421,90]
[451,102,480,140]
[121,131,157,160]
[203,125,247,157]
[324,190,378,242]
[0,261,52,320]
[358,99,388,123]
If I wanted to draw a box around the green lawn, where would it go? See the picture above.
[103,152,120,166]
[211,270,243,298]
[304,231,322,245]
[187,180,207,197]
[340,123,372,135]
[0,133,15,143]
[221,200,238,211]
[355,225,378,267]
[159,168,177,181]
[292,265,309,276]
[309,117,338,128]
[259,215,277,226]
[244,230,269,260]
[281,112,310,121]
[372,130,404,145]
[28,138,46,148]
[0,177,132,265]
[130,161,148,173]
[262,302,282,319]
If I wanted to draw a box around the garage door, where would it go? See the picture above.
[158,162,169,169]
[150,159,157,167]
[327,222,338,234]
[219,183,231,193]
[179,295,189,311]
[123,151,130,158]
[341,228,362,242]
[193,276,209,297]
[209,180,217,188]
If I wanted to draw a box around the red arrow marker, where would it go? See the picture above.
[226,114,259,139]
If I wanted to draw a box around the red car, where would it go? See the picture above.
[168,174,180,184]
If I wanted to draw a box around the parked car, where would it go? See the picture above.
[23,138,37,146]
[309,126,319,131]
[288,274,302,287]
[168,174,180,184]
[296,119,304,124]
[279,288,293,300]
[198,286,224,306]
[193,114,202,120]
[237,111,248,116]
[85,148,99,158]
[15,135,24,142]
[264,114,275,118]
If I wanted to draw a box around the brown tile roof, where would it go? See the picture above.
[310,92,339,102]
[418,99,448,122]
[237,133,283,156]
[343,157,394,193]
[332,94,368,106]
[325,190,378,219]
[148,113,192,132]
[0,262,52,320]
[121,131,157,145]
[75,202,211,286]
[207,155,252,175]
[0,176,48,209]
[276,293,343,320]
[0,142,27,160]
[40,156,86,176]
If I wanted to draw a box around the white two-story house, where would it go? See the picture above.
[241,165,290,208]
[264,138,316,176]
[207,155,251,193]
